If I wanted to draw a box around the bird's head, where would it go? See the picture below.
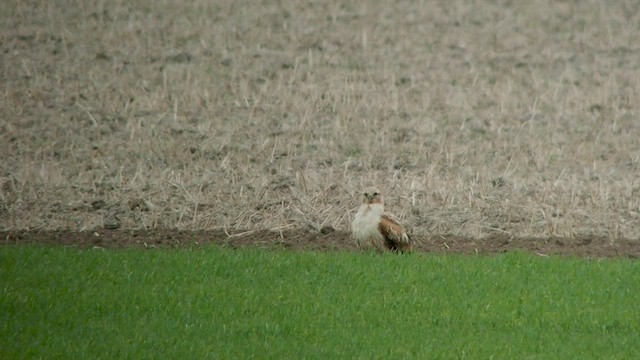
[362,186,384,205]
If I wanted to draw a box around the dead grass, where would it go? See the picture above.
[1,0,639,239]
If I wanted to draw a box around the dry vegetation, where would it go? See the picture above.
[1,0,639,239]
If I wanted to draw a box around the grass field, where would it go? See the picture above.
[2,245,640,358]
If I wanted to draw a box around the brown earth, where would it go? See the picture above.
[2,229,639,259]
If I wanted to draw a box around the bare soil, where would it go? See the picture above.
[3,229,639,259]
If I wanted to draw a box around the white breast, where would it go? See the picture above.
[351,204,385,250]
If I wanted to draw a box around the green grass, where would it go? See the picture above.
[1,245,640,359]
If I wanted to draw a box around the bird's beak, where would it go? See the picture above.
[366,194,374,202]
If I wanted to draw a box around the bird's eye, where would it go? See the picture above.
[363,193,368,196]
[373,192,379,196]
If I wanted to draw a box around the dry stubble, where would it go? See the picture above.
[1,0,639,240]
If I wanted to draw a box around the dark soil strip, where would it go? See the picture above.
[2,229,639,259]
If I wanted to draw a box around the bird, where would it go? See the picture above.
[351,186,413,252]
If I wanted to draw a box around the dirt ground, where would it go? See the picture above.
[3,229,639,259]
[2,1,640,244]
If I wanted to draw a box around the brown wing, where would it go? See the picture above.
[378,212,413,252]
